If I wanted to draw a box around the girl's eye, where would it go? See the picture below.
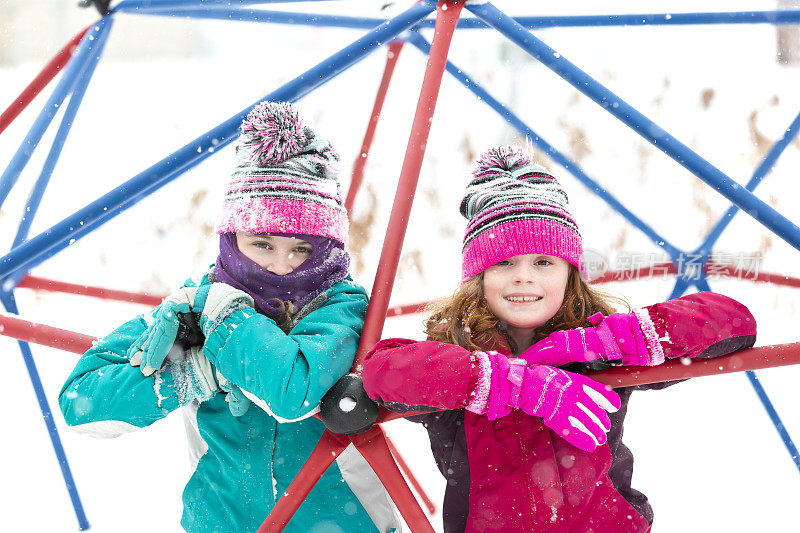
[495,260,512,266]
[536,259,552,266]
[294,247,313,255]
[253,242,272,250]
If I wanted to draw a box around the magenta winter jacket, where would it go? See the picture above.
[363,292,757,533]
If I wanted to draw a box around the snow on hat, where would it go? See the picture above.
[460,145,585,281]
[215,101,348,243]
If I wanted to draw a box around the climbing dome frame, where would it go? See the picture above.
[3,1,800,530]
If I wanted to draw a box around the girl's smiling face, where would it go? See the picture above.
[482,254,570,352]
[235,233,313,275]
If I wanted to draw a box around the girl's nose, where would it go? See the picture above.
[511,263,536,283]
[267,254,294,276]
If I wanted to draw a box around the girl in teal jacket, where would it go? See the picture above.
[58,102,399,533]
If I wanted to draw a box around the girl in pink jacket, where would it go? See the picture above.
[362,146,756,533]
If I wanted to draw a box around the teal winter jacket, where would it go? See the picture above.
[58,273,399,533]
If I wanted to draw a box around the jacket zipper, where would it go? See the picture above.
[514,411,538,532]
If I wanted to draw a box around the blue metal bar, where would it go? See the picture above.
[0,0,437,280]
[114,0,339,10]
[468,2,800,256]
[701,275,800,474]
[12,19,113,248]
[746,370,800,474]
[0,20,108,210]
[662,111,800,288]
[2,20,111,531]
[694,276,712,292]
[113,5,800,30]
[4,158,189,288]
[0,291,90,530]
[403,30,683,262]
[505,10,800,29]
[695,109,800,260]
[127,7,388,29]
[668,277,693,300]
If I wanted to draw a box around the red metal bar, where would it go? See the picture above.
[351,425,436,533]
[355,0,466,370]
[344,40,405,212]
[373,344,800,425]
[386,301,429,317]
[590,342,800,388]
[344,86,435,500]
[10,268,798,320]
[0,25,91,135]
[0,312,95,354]
[260,3,464,529]
[2,315,798,533]
[590,261,800,287]
[4,310,798,391]
[705,263,800,288]
[342,50,439,524]
[257,430,351,532]
[17,275,163,306]
[17,274,435,315]
[385,432,437,514]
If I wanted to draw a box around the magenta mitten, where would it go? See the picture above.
[485,352,514,420]
[481,351,621,452]
[521,311,663,368]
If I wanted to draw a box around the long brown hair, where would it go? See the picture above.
[424,265,628,353]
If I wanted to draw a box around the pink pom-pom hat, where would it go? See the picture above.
[215,101,349,243]
[461,145,585,280]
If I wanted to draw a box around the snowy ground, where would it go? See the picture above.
[2,1,800,531]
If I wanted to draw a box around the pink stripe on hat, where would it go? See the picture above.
[460,146,584,281]
[462,218,584,281]
[217,101,347,243]
[215,197,349,243]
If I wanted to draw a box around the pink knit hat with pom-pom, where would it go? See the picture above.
[215,101,348,243]
[460,145,585,280]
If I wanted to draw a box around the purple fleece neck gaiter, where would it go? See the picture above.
[214,232,350,319]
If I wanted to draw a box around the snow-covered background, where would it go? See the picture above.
[2,1,800,531]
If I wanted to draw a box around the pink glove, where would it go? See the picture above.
[479,352,621,453]
[521,311,663,368]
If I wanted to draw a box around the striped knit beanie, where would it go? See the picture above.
[215,101,348,243]
[461,145,585,281]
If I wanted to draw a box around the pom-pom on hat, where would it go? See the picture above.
[215,101,349,243]
[239,101,306,166]
[460,145,585,281]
